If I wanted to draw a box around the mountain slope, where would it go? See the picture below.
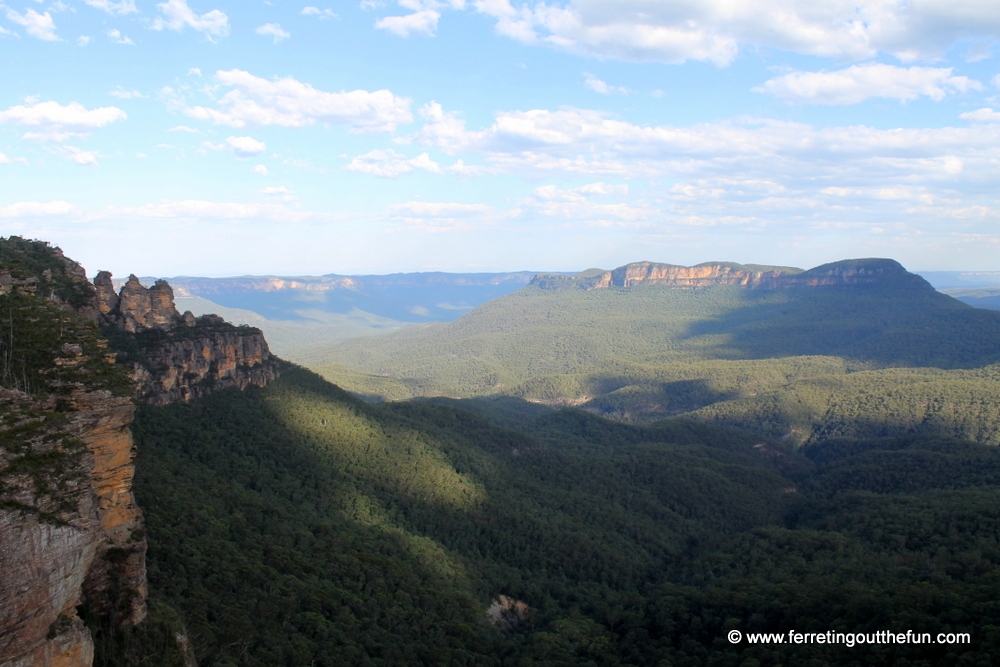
[312,258,1000,396]
[132,369,1000,665]
[133,367,794,665]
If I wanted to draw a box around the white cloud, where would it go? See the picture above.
[0,201,77,217]
[257,185,297,201]
[583,73,632,95]
[110,87,144,99]
[83,0,138,15]
[150,0,229,40]
[533,182,628,200]
[77,35,92,46]
[406,105,1000,170]
[385,200,492,230]
[256,23,290,43]
[757,64,983,105]
[444,159,484,175]
[398,103,1000,236]
[56,145,102,166]
[376,9,440,36]
[107,28,135,44]
[4,7,59,41]
[167,125,200,133]
[301,6,337,19]
[400,102,478,154]
[518,182,651,226]
[183,69,412,133]
[470,0,1000,66]
[0,151,9,164]
[0,100,127,141]
[345,148,442,177]
[225,135,267,157]
[253,164,269,175]
[960,108,1000,122]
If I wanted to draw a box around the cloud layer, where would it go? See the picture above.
[758,64,983,104]
[183,70,412,133]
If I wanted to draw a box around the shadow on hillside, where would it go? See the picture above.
[680,286,1000,369]
[582,378,738,422]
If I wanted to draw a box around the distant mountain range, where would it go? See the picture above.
[116,263,1000,364]
[115,271,542,361]
[303,258,1000,447]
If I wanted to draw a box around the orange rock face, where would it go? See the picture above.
[0,387,145,667]
[532,258,915,292]
[114,275,181,333]
[135,326,283,405]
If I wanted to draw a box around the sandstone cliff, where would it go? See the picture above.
[531,258,927,291]
[0,301,145,667]
[2,237,283,667]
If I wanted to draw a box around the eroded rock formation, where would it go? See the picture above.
[95,272,285,404]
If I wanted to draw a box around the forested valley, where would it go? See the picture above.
[120,368,1000,665]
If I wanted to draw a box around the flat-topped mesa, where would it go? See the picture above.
[532,258,926,291]
[531,261,803,290]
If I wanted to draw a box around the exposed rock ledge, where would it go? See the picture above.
[531,258,926,291]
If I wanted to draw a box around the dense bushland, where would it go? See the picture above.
[132,369,1000,665]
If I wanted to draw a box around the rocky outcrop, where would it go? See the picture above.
[0,384,145,667]
[113,276,181,333]
[0,243,100,322]
[95,273,285,404]
[92,271,119,318]
[532,261,800,290]
[532,258,925,291]
[133,322,284,405]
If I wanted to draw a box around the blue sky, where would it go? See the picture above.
[1,0,999,277]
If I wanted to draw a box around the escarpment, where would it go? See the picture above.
[0,294,144,667]
[1,237,284,666]
[531,258,928,291]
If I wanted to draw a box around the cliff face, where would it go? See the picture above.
[132,321,282,405]
[531,258,925,291]
[2,237,283,667]
[1,364,144,667]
